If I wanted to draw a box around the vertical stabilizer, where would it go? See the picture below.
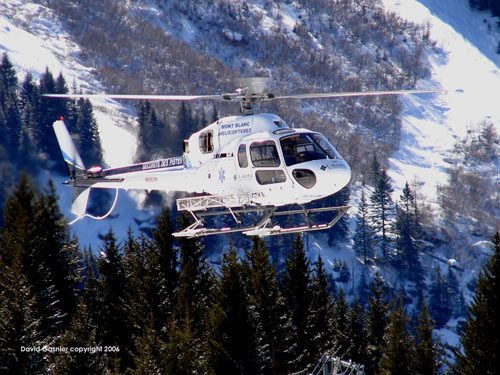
[52,118,86,177]
[53,118,92,223]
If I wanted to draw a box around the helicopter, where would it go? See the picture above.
[46,78,441,237]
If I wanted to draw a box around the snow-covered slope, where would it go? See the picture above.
[382,0,500,201]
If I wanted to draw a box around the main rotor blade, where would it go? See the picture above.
[42,88,445,104]
[271,89,445,100]
[42,93,224,101]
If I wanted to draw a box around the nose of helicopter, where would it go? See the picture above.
[291,159,351,197]
[292,159,351,199]
[317,160,351,195]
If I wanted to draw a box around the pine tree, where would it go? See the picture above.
[428,265,452,329]
[18,72,41,171]
[394,182,424,284]
[39,68,64,162]
[0,53,17,95]
[1,174,80,341]
[326,186,350,245]
[353,185,375,263]
[120,228,175,375]
[95,229,136,372]
[122,231,152,335]
[346,300,369,366]
[137,100,155,159]
[0,172,37,264]
[53,301,107,374]
[0,53,21,156]
[163,316,208,374]
[331,290,350,356]
[369,164,395,258]
[309,255,335,357]
[370,154,383,187]
[0,152,13,228]
[76,98,102,166]
[210,104,218,123]
[414,299,440,375]
[0,230,47,374]
[451,231,500,375]
[171,214,215,373]
[175,213,214,334]
[54,73,69,120]
[80,258,100,361]
[132,319,168,375]
[137,100,169,160]
[244,237,289,375]
[35,180,81,330]
[365,273,390,375]
[207,248,258,374]
[378,295,415,375]
[446,265,460,317]
[280,234,314,372]
[357,268,371,308]
[147,207,178,336]
[176,102,196,154]
[19,72,38,113]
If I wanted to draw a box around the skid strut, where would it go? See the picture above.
[173,193,349,238]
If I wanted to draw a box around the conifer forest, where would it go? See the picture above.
[1,0,500,374]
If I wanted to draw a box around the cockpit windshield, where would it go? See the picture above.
[280,133,340,166]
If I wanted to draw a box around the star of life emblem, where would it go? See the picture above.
[218,168,226,183]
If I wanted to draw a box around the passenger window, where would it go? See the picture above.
[250,141,280,167]
[255,170,286,185]
[238,144,248,168]
[199,131,213,154]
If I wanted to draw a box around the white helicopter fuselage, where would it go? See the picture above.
[93,113,351,206]
[54,112,351,232]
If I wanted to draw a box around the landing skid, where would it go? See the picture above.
[173,194,349,238]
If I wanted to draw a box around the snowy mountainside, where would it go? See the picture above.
[0,0,137,167]
[384,0,500,187]
[385,0,500,166]
[383,0,500,255]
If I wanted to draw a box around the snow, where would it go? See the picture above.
[382,0,500,204]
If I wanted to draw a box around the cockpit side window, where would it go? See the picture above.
[238,144,248,168]
[199,130,214,154]
[250,141,280,167]
[280,133,339,166]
